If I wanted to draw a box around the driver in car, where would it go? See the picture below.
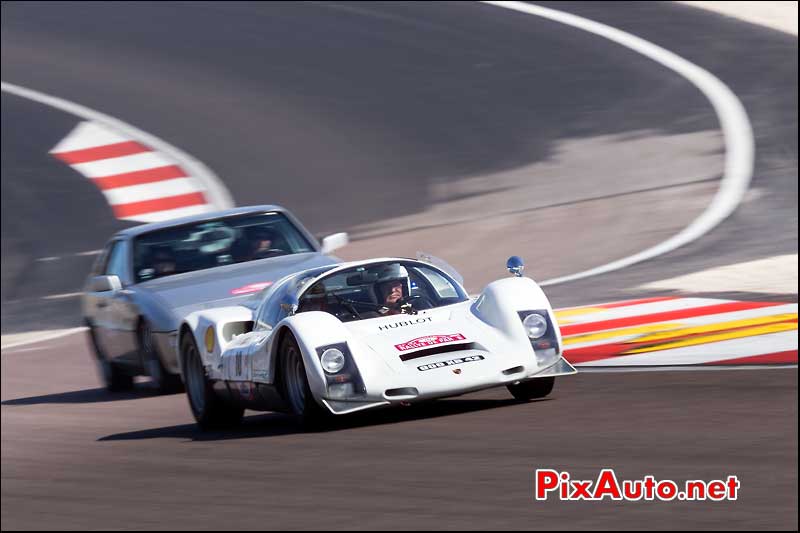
[237,226,284,261]
[375,264,412,315]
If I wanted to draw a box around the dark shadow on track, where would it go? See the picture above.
[1,386,179,406]
[98,397,547,442]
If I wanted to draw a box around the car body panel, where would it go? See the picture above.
[180,258,576,416]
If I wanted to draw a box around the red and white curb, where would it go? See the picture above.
[50,121,214,222]
[558,297,798,367]
[2,81,233,221]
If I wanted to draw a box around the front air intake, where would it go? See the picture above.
[385,387,419,398]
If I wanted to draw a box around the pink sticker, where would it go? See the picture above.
[230,281,273,295]
[394,333,466,352]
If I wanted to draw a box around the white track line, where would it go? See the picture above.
[1,327,88,351]
[0,81,234,210]
[480,2,755,286]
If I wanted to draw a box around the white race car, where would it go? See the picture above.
[178,255,576,428]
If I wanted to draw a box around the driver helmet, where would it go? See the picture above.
[374,263,411,305]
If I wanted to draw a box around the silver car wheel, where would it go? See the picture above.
[185,342,206,415]
[141,321,163,381]
[285,345,306,415]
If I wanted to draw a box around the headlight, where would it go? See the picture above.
[320,348,346,374]
[523,313,548,339]
[204,326,215,353]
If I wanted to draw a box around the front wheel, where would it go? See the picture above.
[507,377,555,401]
[138,320,182,394]
[87,324,133,392]
[181,333,243,430]
[279,334,329,426]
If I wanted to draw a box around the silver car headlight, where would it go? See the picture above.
[523,313,548,339]
[320,348,346,374]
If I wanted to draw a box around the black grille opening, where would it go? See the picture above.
[502,366,525,376]
[385,387,419,398]
[399,342,478,361]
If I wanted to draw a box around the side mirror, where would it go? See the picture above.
[320,232,349,254]
[506,256,524,277]
[90,275,122,292]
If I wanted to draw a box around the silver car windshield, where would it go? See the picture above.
[296,260,468,323]
[132,212,314,283]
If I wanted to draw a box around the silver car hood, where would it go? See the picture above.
[137,252,338,317]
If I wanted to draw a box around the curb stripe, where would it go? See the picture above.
[52,140,151,164]
[633,314,798,344]
[100,177,202,206]
[1,82,234,220]
[624,321,797,355]
[555,297,725,326]
[705,350,798,365]
[561,301,782,336]
[623,321,798,354]
[125,204,212,223]
[563,322,684,346]
[92,165,186,190]
[67,151,173,179]
[112,191,206,218]
[594,296,679,309]
[575,330,797,367]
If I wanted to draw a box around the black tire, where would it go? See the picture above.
[278,333,329,427]
[138,320,182,394]
[507,377,555,401]
[87,323,134,392]
[181,333,243,430]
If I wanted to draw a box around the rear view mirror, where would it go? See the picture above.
[89,275,122,292]
[321,232,349,254]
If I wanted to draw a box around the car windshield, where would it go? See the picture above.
[296,260,468,323]
[133,212,314,282]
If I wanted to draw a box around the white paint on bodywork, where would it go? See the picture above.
[182,305,253,376]
[276,275,572,411]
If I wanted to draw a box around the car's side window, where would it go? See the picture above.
[104,241,128,281]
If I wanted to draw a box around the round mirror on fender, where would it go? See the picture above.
[506,256,525,277]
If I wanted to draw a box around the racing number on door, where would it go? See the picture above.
[235,352,242,377]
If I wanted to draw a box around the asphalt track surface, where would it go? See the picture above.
[1,1,797,530]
